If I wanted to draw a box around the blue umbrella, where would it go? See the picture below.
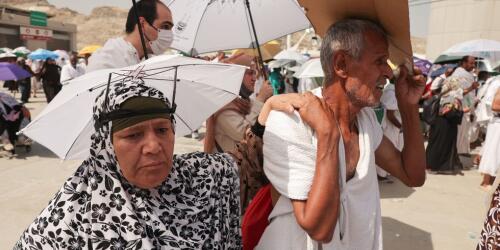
[0,62,31,81]
[28,49,59,60]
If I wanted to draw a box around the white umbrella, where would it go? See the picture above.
[13,46,31,55]
[267,59,293,69]
[286,65,301,72]
[0,52,17,59]
[443,39,500,67]
[274,49,309,64]
[293,58,323,78]
[166,0,309,56]
[20,55,246,160]
[0,47,12,53]
[54,50,70,65]
[13,46,30,53]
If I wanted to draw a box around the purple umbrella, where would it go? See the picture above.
[0,62,31,81]
[413,56,433,76]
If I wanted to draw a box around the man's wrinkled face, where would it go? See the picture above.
[112,118,175,189]
[344,30,393,107]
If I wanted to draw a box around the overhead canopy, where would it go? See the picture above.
[297,0,413,68]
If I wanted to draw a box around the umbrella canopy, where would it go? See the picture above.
[28,49,59,60]
[13,46,31,57]
[54,50,70,65]
[0,62,31,81]
[442,39,500,67]
[267,59,293,69]
[413,56,432,76]
[78,45,102,56]
[293,58,323,78]
[20,55,246,160]
[429,64,456,79]
[232,40,282,61]
[297,0,413,68]
[274,49,309,64]
[286,65,301,72]
[0,47,12,53]
[0,52,17,60]
[166,0,309,55]
[433,54,466,65]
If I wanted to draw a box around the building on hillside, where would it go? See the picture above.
[426,0,500,61]
[0,4,76,51]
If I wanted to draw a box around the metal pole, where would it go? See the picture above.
[171,66,178,113]
[244,0,267,79]
[132,0,149,60]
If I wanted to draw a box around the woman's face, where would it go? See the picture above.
[112,118,175,189]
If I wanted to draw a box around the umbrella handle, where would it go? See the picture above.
[244,0,267,79]
[132,0,149,60]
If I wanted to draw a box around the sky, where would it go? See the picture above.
[47,0,430,37]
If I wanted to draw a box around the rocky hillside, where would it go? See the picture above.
[4,0,427,55]
[4,0,127,50]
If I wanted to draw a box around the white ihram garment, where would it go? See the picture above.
[60,63,86,83]
[257,87,383,250]
[86,37,141,72]
[478,77,500,176]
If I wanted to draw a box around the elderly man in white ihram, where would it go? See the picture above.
[255,18,427,250]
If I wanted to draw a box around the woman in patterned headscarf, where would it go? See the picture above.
[14,80,241,249]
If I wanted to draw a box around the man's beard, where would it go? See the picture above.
[346,86,379,108]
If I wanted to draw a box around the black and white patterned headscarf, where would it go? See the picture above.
[15,80,241,249]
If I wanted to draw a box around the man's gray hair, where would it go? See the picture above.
[320,19,387,84]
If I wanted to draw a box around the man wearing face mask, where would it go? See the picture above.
[87,0,174,72]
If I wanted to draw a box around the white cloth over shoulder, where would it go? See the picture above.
[298,77,322,93]
[259,87,384,250]
[87,37,141,72]
[60,63,86,83]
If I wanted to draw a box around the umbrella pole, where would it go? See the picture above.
[103,73,113,112]
[171,66,178,113]
[132,0,149,60]
[244,0,267,79]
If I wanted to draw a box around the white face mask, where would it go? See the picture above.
[149,29,173,55]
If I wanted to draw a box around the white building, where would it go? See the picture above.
[426,0,500,61]
[0,4,76,51]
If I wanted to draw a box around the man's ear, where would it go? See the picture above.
[138,16,147,27]
[333,51,349,79]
